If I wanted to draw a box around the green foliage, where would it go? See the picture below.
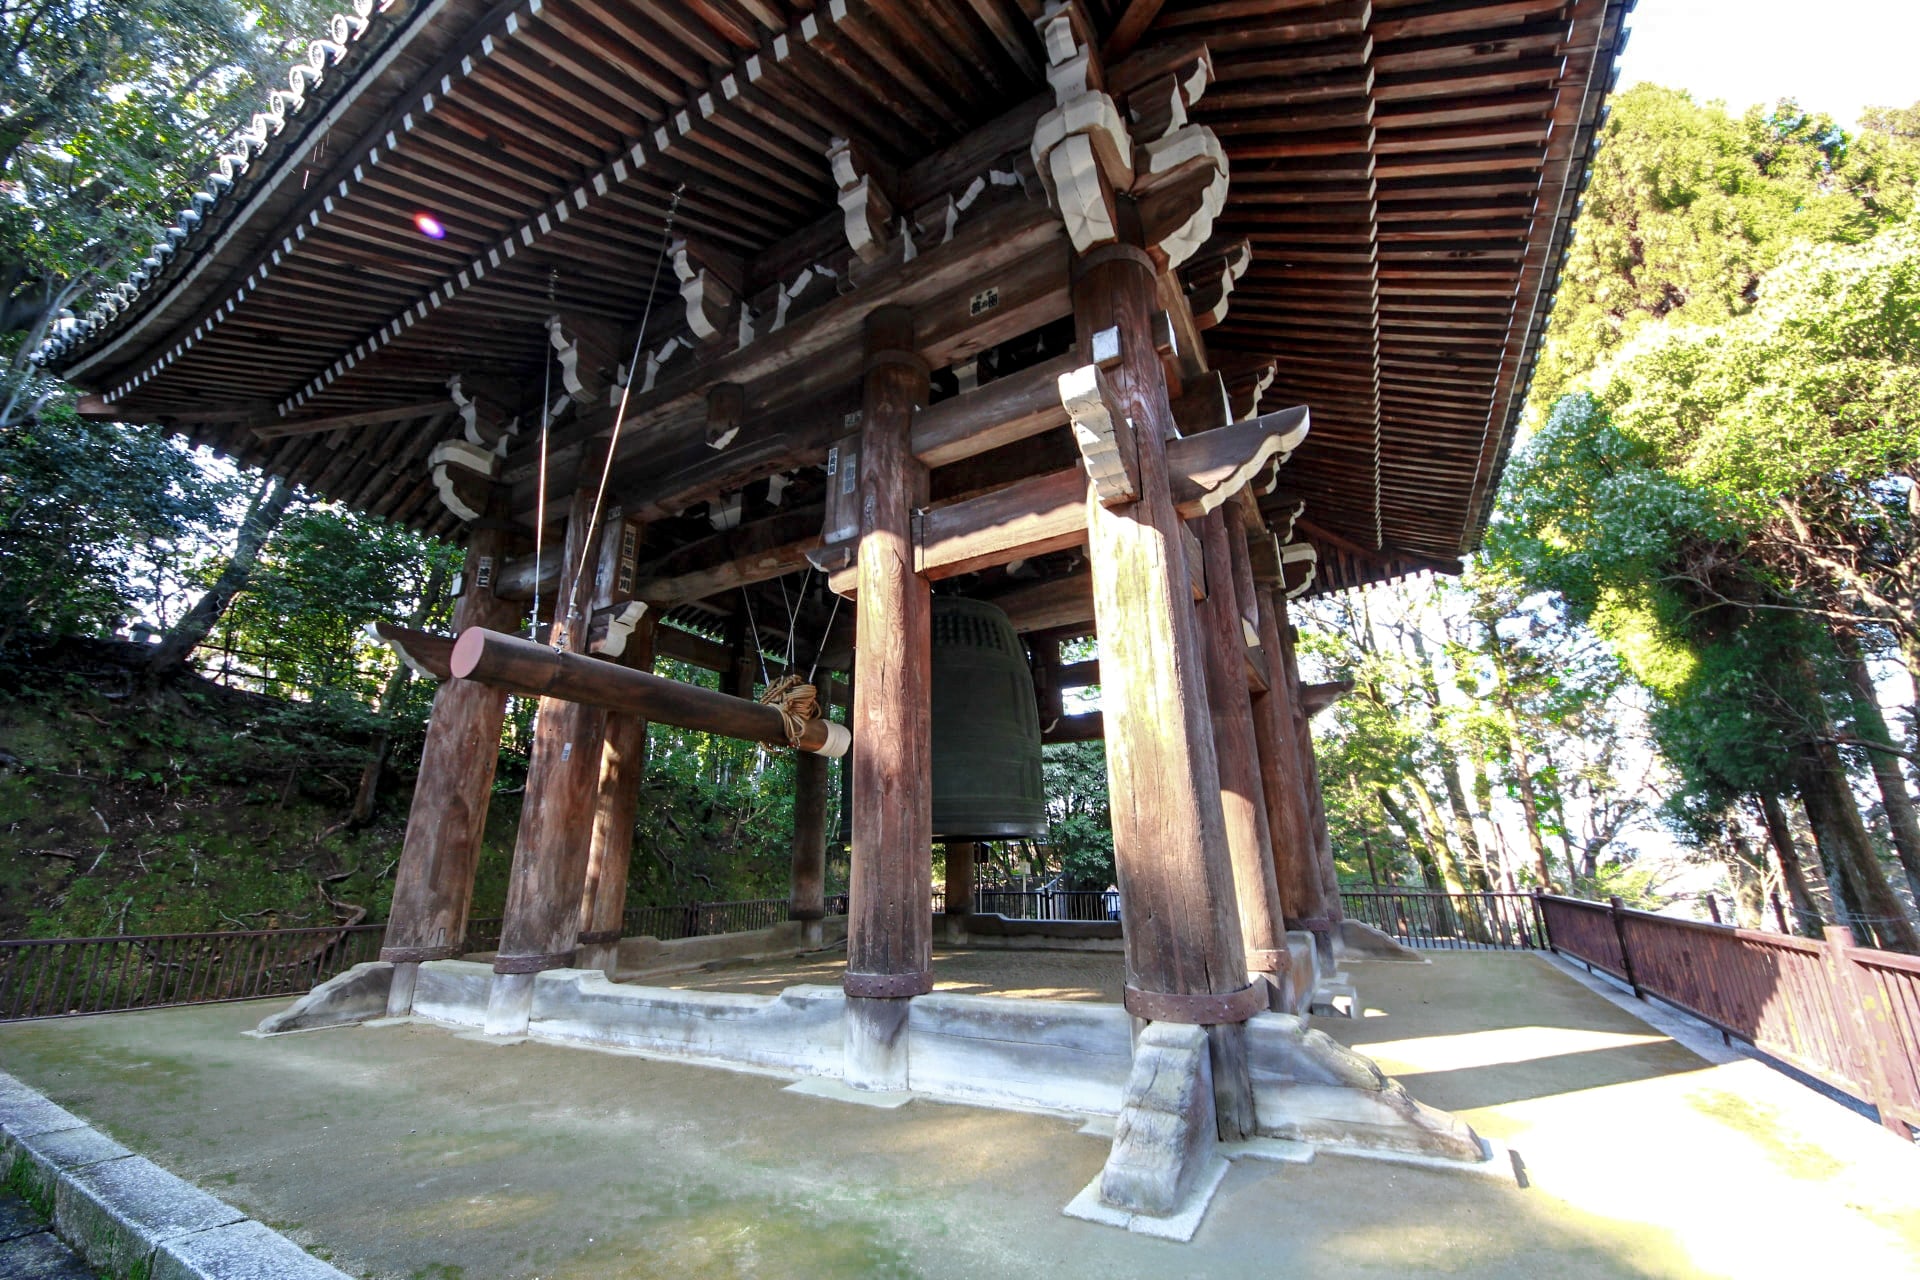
[1531,85,1920,418]
[218,506,459,703]
[0,411,240,649]
[1042,740,1113,887]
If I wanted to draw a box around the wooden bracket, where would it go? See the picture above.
[545,313,622,405]
[1281,540,1319,599]
[827,137,899,265]
[368,622,453,682]
[1030,2,1132,252]
[707,382,745,451]
[1168,404,1310,519]
[1223,360,1276,422]
[1181,237,1250,331]
[1172,370,1231,436]
[672,238,743,344]
[429,438,498,522]
[447,372,517,451]
[1181,522,1206,601]
[1057,362,1138,505]
[589,600,649,658]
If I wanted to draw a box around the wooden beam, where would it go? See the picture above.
[369,622,453,682]
[450,627,849,756]
[253,399,451,440]
[1301,679,1355,718]
[910,351,1080,468]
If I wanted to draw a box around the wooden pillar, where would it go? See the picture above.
[484,487,609,1034]
[1248,584,1314,935]
[843,305,933,1089]
[575,613,656,975]
[945,841,977,916]
[1196,510,1289,1007]
[1275,595,1340,959]
[1072,233,1255,1138]
[382,513,522,1015]
[790,675,834,942]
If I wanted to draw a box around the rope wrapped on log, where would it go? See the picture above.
[757,674,821,747]
[449,627,850,757]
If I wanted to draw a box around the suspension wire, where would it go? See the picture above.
[739,587,772,687]
[530,310,554,642]
[561,182,686,635]
[806,585,844,686]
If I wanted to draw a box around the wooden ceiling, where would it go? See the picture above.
[47,0,1629,594]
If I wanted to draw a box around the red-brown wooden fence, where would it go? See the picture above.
[1539,894,1920,1138]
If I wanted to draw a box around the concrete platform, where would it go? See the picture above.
[644,943,1126,1003]
[0,952,1915,1278]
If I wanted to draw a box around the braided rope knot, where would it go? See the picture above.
[758,674,820,747]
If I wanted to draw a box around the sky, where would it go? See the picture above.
[1617,0,1920,128]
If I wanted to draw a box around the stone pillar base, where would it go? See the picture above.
[1098,1021,1220,1217]
[482,972,538,1037]
[843,995,912,1091]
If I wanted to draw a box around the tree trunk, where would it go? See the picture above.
[1377,788,1459,933]
[1483,629,1556,890]
[1757,792,1824,937]
[351,559,450,827]
[149,473,296,675]
[1835,629,1920,903]
[1724,823,1766,928]
[1793,743,1918,952]
[1409,631,1492,890]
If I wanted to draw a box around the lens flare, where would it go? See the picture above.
[413,212,447,239]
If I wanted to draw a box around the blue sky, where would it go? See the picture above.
[1618,0,1920,127]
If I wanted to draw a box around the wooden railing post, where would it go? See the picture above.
[1532,890,1552,953]
[1824,926,1911,1137]
[1609,896,1644,998]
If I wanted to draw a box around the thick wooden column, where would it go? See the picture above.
[789,675,834,944]
[1248,585,1314,933]
[484,487,609,1034]
[575,614,656,975]
[1274,594,1341,958]
[1196,510,1289,1007]
[382,514,522,1015]
[843,305,933,1089]
[945,841,977,916]
[1072,235,1255,1138]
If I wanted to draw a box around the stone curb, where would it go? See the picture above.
[0,1069,349,1279]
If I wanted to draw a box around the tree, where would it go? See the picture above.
[0,0,334,426]
[0,408,237,649]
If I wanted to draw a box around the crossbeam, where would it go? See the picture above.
[448,628,849,757]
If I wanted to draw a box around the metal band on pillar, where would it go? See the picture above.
[1123,982,1267,1025]
[492,950,574,975]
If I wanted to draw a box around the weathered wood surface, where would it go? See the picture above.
[576,613,656,974]
[1270,591,1340,935]
[370,622,454,682]
[1073,236,1249,1025]
[945,841,977,917]
[789,673,835,925]
[845,306,934,1005]
[382,517,522,965]
[494,487,610,974]
[449,628,847,755]
[1196,509,1288,1002]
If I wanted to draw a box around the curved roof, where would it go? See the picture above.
[48,0,1630,591]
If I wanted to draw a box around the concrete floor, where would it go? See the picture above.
[0,951,1914,1279]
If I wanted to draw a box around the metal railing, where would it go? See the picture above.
[0,925,386,1022]
[0,896,852,1023]
[1340,889,1546,951]
[966,887,1116,921]
[1539,894,1920,1137]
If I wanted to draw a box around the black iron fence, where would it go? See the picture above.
[1340,889,1546,951]
[0,925,386,1022]
[0,895,852,1024]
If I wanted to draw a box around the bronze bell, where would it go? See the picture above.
[836,596,1049,843]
